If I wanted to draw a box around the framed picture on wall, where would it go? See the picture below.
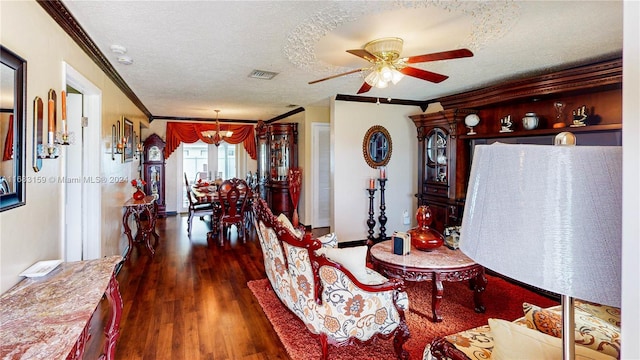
[123,117,134,162]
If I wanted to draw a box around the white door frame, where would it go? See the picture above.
[62,63,102,260]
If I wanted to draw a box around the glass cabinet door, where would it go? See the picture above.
[426,128,448,183]
[270,133,290,181]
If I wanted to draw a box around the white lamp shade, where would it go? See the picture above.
[460,144,622,307]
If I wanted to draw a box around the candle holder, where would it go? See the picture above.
[377,178,388,241]
[366,188,377,247]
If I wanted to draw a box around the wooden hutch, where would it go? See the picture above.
[411,56,622,232]
[256,122,298,218]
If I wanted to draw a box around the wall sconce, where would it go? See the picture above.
[133,132,143,160]
[56,90,74,146]
[39,89,60,159]
[111,119,127,161]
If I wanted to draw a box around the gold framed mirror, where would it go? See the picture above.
[362,125,392,168]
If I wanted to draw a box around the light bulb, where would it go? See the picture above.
[391,69,404,84]
[376,78,389,89]
[380,65,393,82]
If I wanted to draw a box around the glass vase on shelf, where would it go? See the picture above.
[131,178,146,200]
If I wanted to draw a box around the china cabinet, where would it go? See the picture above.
[142,133,166,217]
[410,109,474,233]
[255,122,298,218]
[410,56,622,233]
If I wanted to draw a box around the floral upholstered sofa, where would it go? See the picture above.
[253,198,410,359]
[424,300,621,360]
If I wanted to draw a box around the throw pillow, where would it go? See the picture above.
[317,232,338,248]
[522,303,621,359]
[277,213,303,239]
[316,246,379,284]
[489,318,615,360]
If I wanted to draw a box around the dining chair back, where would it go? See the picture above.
[184,173,215,236]
[217,178,251,240]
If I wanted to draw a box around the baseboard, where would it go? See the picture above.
[165,211,178,216]
[338,239,368,248]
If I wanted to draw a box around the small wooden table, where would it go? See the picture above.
[0,256,123,359]
[370,241,486,322]
[123,195,159,260]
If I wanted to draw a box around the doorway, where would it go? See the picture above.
[62,63,102,261]
[312,123,330,227]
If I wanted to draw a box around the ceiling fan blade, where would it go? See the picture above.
[405,49,473,64]
[400,66,449,83]
[308,68,365,84]
[356,82,372,94]
[346,49,379,63]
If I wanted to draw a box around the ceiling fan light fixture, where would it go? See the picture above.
[364,37,403,61]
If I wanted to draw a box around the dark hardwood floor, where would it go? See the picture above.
[86,214,326,360]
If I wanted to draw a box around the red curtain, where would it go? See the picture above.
[165,122,256,160]
[2,115,14,161]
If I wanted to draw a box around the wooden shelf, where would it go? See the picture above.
[459,123,621,140]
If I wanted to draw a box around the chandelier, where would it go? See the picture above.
[202,110,233,146]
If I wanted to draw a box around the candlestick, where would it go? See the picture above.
[48,99,55,145]
[61,90,68,134]
[379,166,386,179]
[366,188,377,247]
[377,178,388,241]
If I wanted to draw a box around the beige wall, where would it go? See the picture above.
[332,100,423,242]
[1,1,147,292]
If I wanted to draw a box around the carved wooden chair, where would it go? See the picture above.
[216,178,251,240]
[184,173,215,236]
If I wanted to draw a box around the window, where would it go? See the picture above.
[182,142,208,207]
[217,142,236,179]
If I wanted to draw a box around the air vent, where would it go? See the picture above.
[248,69,278,80]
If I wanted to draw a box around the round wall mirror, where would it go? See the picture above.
[362,125,392,168]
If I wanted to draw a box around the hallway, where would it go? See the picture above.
[88,214,292,359]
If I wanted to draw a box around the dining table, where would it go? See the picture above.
[191,182,219,203]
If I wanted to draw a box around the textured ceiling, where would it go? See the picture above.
[60,0,623,122]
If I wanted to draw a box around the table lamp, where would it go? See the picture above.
[459,143,622,359]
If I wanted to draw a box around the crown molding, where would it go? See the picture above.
[37,0,152,119]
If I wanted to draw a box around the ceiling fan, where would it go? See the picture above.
[308,37,473,94]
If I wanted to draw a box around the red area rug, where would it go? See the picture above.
[248,275,558,359]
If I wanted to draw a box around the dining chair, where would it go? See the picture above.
[184,173,216,237]
[216,178,251,241]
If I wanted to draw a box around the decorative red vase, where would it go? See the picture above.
[133,188,145,200]
[408,205,444,251]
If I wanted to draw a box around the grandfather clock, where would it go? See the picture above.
[142,133,166,217]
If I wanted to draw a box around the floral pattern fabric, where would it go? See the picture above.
[255,219,409,344]
[423,300,621,360]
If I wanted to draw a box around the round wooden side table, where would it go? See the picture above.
[370,241,486,322]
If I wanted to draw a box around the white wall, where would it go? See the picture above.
[332,100,422,242]
[1,1,147,292]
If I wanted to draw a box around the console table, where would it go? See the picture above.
[0,256,123,359]
[123,195,159,260]
[370,241,486,322]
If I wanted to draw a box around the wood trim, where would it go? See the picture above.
[436,56,622,109]
[336,94,432,111]
[150,115,257,124]
[37,0,152,119]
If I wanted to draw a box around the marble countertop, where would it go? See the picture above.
[370,241,476,269]
[0,255,122,359]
